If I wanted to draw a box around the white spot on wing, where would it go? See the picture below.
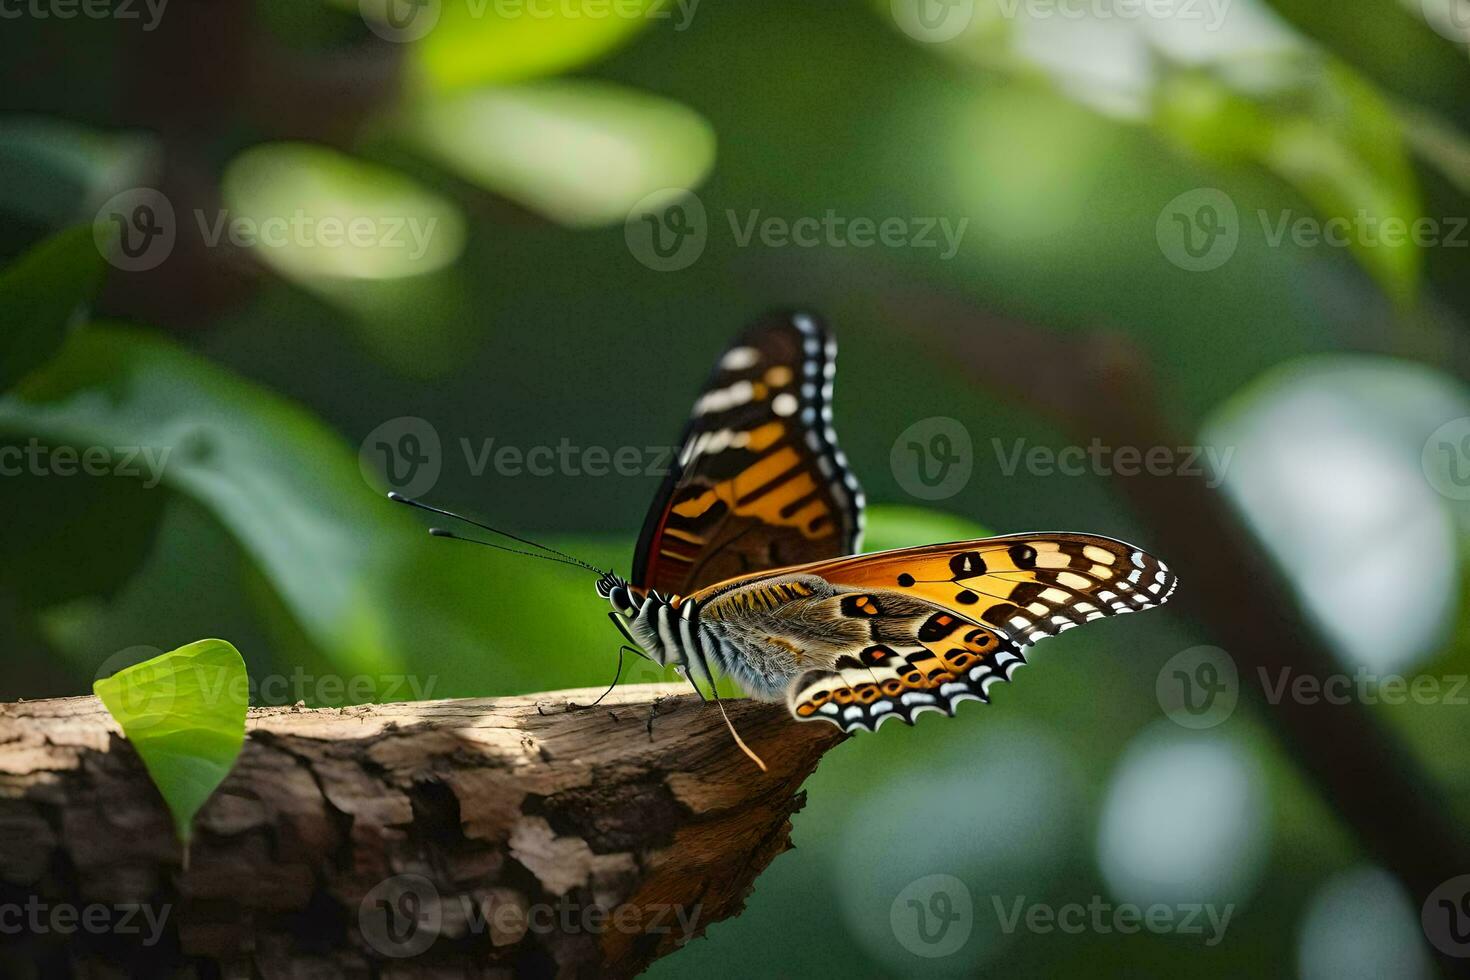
[720,346,760,371]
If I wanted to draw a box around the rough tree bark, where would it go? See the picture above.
[0,684,844,978]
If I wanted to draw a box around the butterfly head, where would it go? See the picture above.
[595,571,627,601]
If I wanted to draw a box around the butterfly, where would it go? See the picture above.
[393,311,1177,750]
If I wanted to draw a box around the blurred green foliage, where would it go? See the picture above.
[1,0,1469,975]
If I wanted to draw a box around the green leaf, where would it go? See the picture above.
[93,639,248,847]
[217,143,471,371]
[0,226,107,391]
[404,0,660,91]
[220,142,466,283]
[863,504,992,553]
[0,456,165,606]
[1156,60,1423,304]
[0,324,407,675]
[401,80,716,228]
[0,116,158,233]
[0,323,574,698]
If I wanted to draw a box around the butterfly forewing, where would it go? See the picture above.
[631,311,865,596]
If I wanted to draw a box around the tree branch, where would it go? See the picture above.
[0,684,844,977]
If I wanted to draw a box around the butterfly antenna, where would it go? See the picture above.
[426,528,598,572]
[712,687,768,773]
[389,492,606,573]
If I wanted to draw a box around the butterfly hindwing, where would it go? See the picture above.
[722,534,1178,732]
[631,311,865,596]
[787,628,1028,733]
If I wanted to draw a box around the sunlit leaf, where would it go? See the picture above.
[220,142,466,282]
[886,1,1426,304]
[1157,59,1423,304]
[1203,354,1466,673]
[93,639,248,847]
[0,226,105,390]
[404,0,661,90]
[402,80,715,227]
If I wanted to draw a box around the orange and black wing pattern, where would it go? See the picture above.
[631,311,865,596]
[783,533,1177,732]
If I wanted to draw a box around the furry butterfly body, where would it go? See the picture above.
[597,311,1177,733]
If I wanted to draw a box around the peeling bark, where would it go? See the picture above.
[0,684,844,978]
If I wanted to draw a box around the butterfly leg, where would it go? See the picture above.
[674,666,710,702]
[567,643,635,710]
[646,695,670,740]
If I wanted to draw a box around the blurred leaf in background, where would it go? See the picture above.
[0,226,105,390]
